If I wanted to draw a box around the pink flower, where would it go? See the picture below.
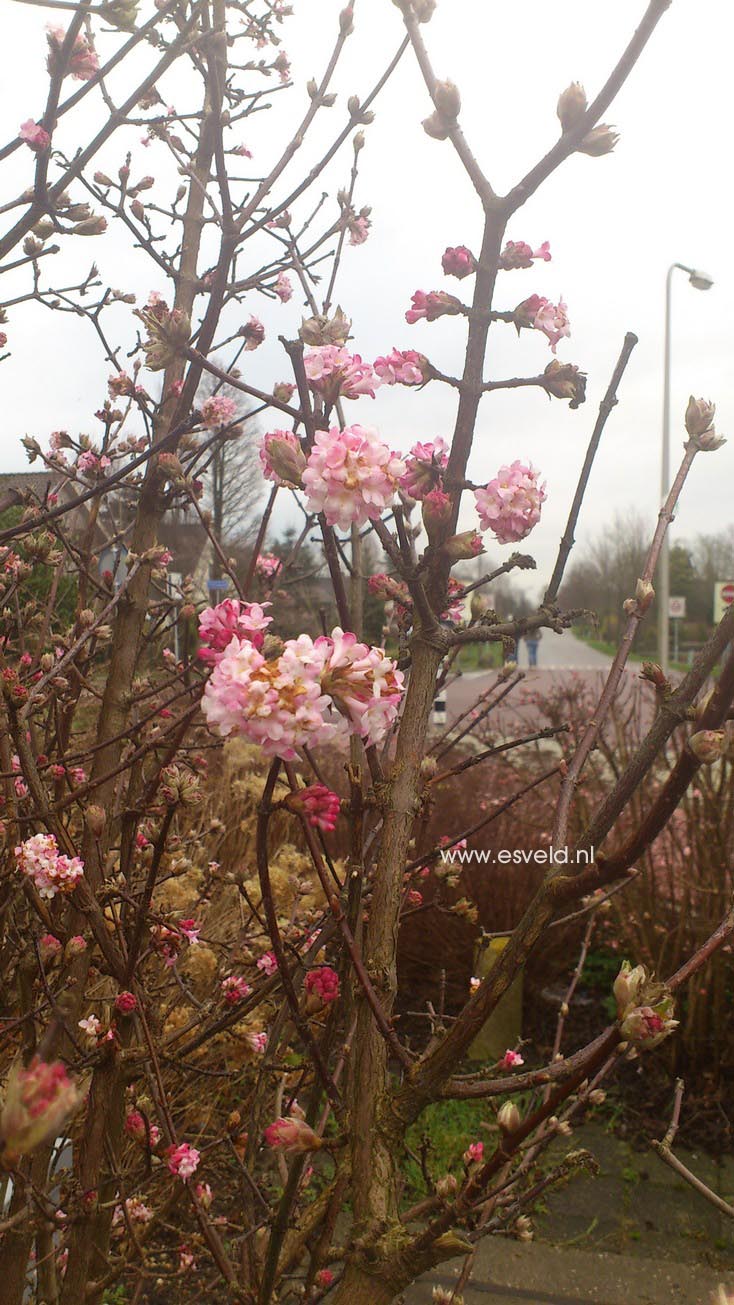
[348,213,371,245]
[178,1245,196,1272]
[474,461,547,544]
[198,599,272,667]
[78,1015,101,1039]
[76,450,110,477]
[406,290,463,324]
[257,951,278,977]
[373,348,428,386]
[112,1198,153,1228]
[178,919,200,945]
[287,784,341,832]
[499,240,551,271]
[255,552,281,581]
[514,294,570,353]
[315,628,404,745]
[14,833,84,900]
[400,438,449,500]
[201,395,238,429]
[167,1142,200,1181]
[248,1031,268,1054]
[47,25,99,81]
[304,346,380,405]
[221,975,252,1005]
[39,934,63,962]
[305,966,340,1005]
[274,271,293,302]
[19,120,51,152]
[264,1116,322,1153]
[259,429,306,487]
[464,1141,484,1164]
[125,1110,156,1145]
[441,245,476,279]
[240,316,265,350]
[0,1058,82,1158]
[316,1270,334,1289]
[114,991,138,1016]
[406,888,423,906]
[302,424,405,530]
[499,1049,525,1070]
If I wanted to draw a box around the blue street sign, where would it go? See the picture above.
[207,578,230,591]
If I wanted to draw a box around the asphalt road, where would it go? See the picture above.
[443,631,617,729]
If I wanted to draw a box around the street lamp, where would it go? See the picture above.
[657,262,714,674]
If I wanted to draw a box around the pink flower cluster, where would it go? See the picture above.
[274,271,293,302]
[348,213,371,245]
[264,1115,321,1153]
[373,348,427,386]
[20,120,51,152]
[474,461,547,544]
[255,552,281,581]
[500,240,551,270]
[201,635,340,758]
[399,437,449,500]
[240,316,265,350]
[198,600,272,667]
[515,294,570,352]
[288,784,341,832]
[305,966,340,1005]
[14,833,84,900]
[441,245,476,279]
[201,395,238,429]
[304,346,380,405]
[125,1110,161,1148]
[221,975,252,1005]
[0,1057,81,1158]
[47,25,99,81]
[303,424,405,530]
[202,627,404,759]
[259,429,306,487]
[499,1049,525,1070]
[257,951,278,977]
[406,290,462,324]
[167,1142,200,1180]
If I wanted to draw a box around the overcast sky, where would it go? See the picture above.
[1,0,732,599]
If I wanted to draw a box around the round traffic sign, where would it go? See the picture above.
[723,584,734,606]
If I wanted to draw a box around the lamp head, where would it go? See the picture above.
[689,269,714,291]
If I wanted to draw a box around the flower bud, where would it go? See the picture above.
[685,395,716,438]
[497,1100,521,1133]
[635,578,654,613]
[263,1116,322,1154]
[613,960,647,1017]
[415,0,437,18]
[557,82,587,132]
[422,112,450,141]
[442,530,485,562]
[1,1058,83,1160]
[688,729,726,764]
[273,381,296,405]
[73,216,108,236]
[422,488,452,541]
[435,1173,458,1198]
[640,661,668,689]
[542,359,587,409]
[578,125,619,157]
[340,4,354,33]
[434,80,461,120]
[85,805,106,837]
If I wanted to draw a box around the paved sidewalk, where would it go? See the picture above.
[405,1241,729,1304]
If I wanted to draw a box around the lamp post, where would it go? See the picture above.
[658,262,714,674]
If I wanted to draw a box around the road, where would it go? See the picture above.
[443,630,617,730]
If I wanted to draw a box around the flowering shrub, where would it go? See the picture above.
[0,4,731,1305]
